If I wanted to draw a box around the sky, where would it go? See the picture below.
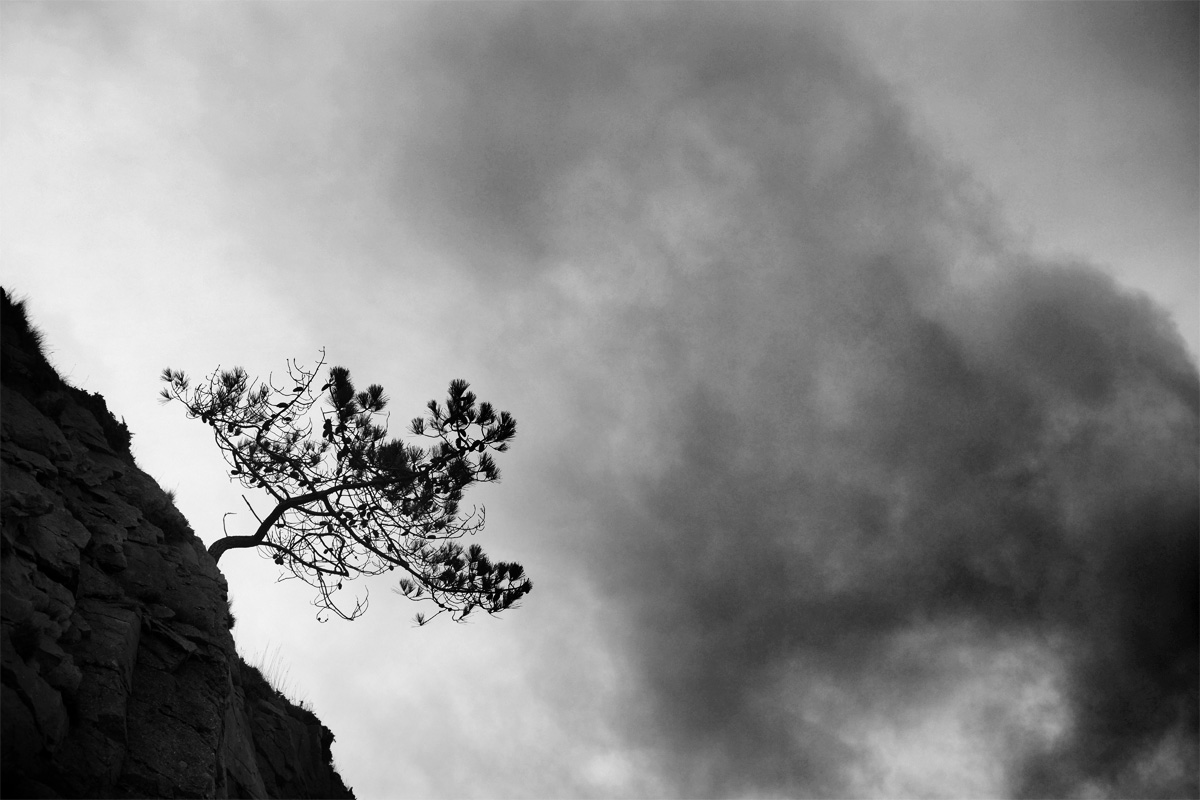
[2,3,1197,798]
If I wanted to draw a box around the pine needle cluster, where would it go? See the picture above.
[160,351,531,623]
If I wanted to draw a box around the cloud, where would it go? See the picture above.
[376,5,1198,796]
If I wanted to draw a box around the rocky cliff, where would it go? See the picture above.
[1,289,354,799]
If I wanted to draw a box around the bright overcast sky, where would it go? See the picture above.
[2,3,1197,798]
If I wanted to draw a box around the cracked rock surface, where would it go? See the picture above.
[1,290,354,799]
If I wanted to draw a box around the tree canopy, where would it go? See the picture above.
[159,352,531,623]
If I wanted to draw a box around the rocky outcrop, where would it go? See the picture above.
[1,289,353,799]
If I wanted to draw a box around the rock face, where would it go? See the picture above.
[1,290,354,799]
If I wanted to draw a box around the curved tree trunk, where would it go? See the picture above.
[207,488,318,563]
[207,478,392,563]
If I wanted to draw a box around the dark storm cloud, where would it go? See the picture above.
[1070,0,1199,105]
[368,4,1197,796]
[376,3,946,279]
[619,264,1198,798]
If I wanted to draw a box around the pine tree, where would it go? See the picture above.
[159,351,531,623]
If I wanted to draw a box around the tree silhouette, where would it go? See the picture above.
[159,351,531,623]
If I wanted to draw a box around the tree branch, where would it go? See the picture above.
[208,477,404,562]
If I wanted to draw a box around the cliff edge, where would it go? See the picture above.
[1,289,354,799]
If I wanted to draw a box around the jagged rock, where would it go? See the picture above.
[0,289,354,799]
[57,404,115,456]
[0,386,73,466]
[1,440,59,477]
[3,623,70,726]
[14,507,92,580]
[0,461,56,519]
